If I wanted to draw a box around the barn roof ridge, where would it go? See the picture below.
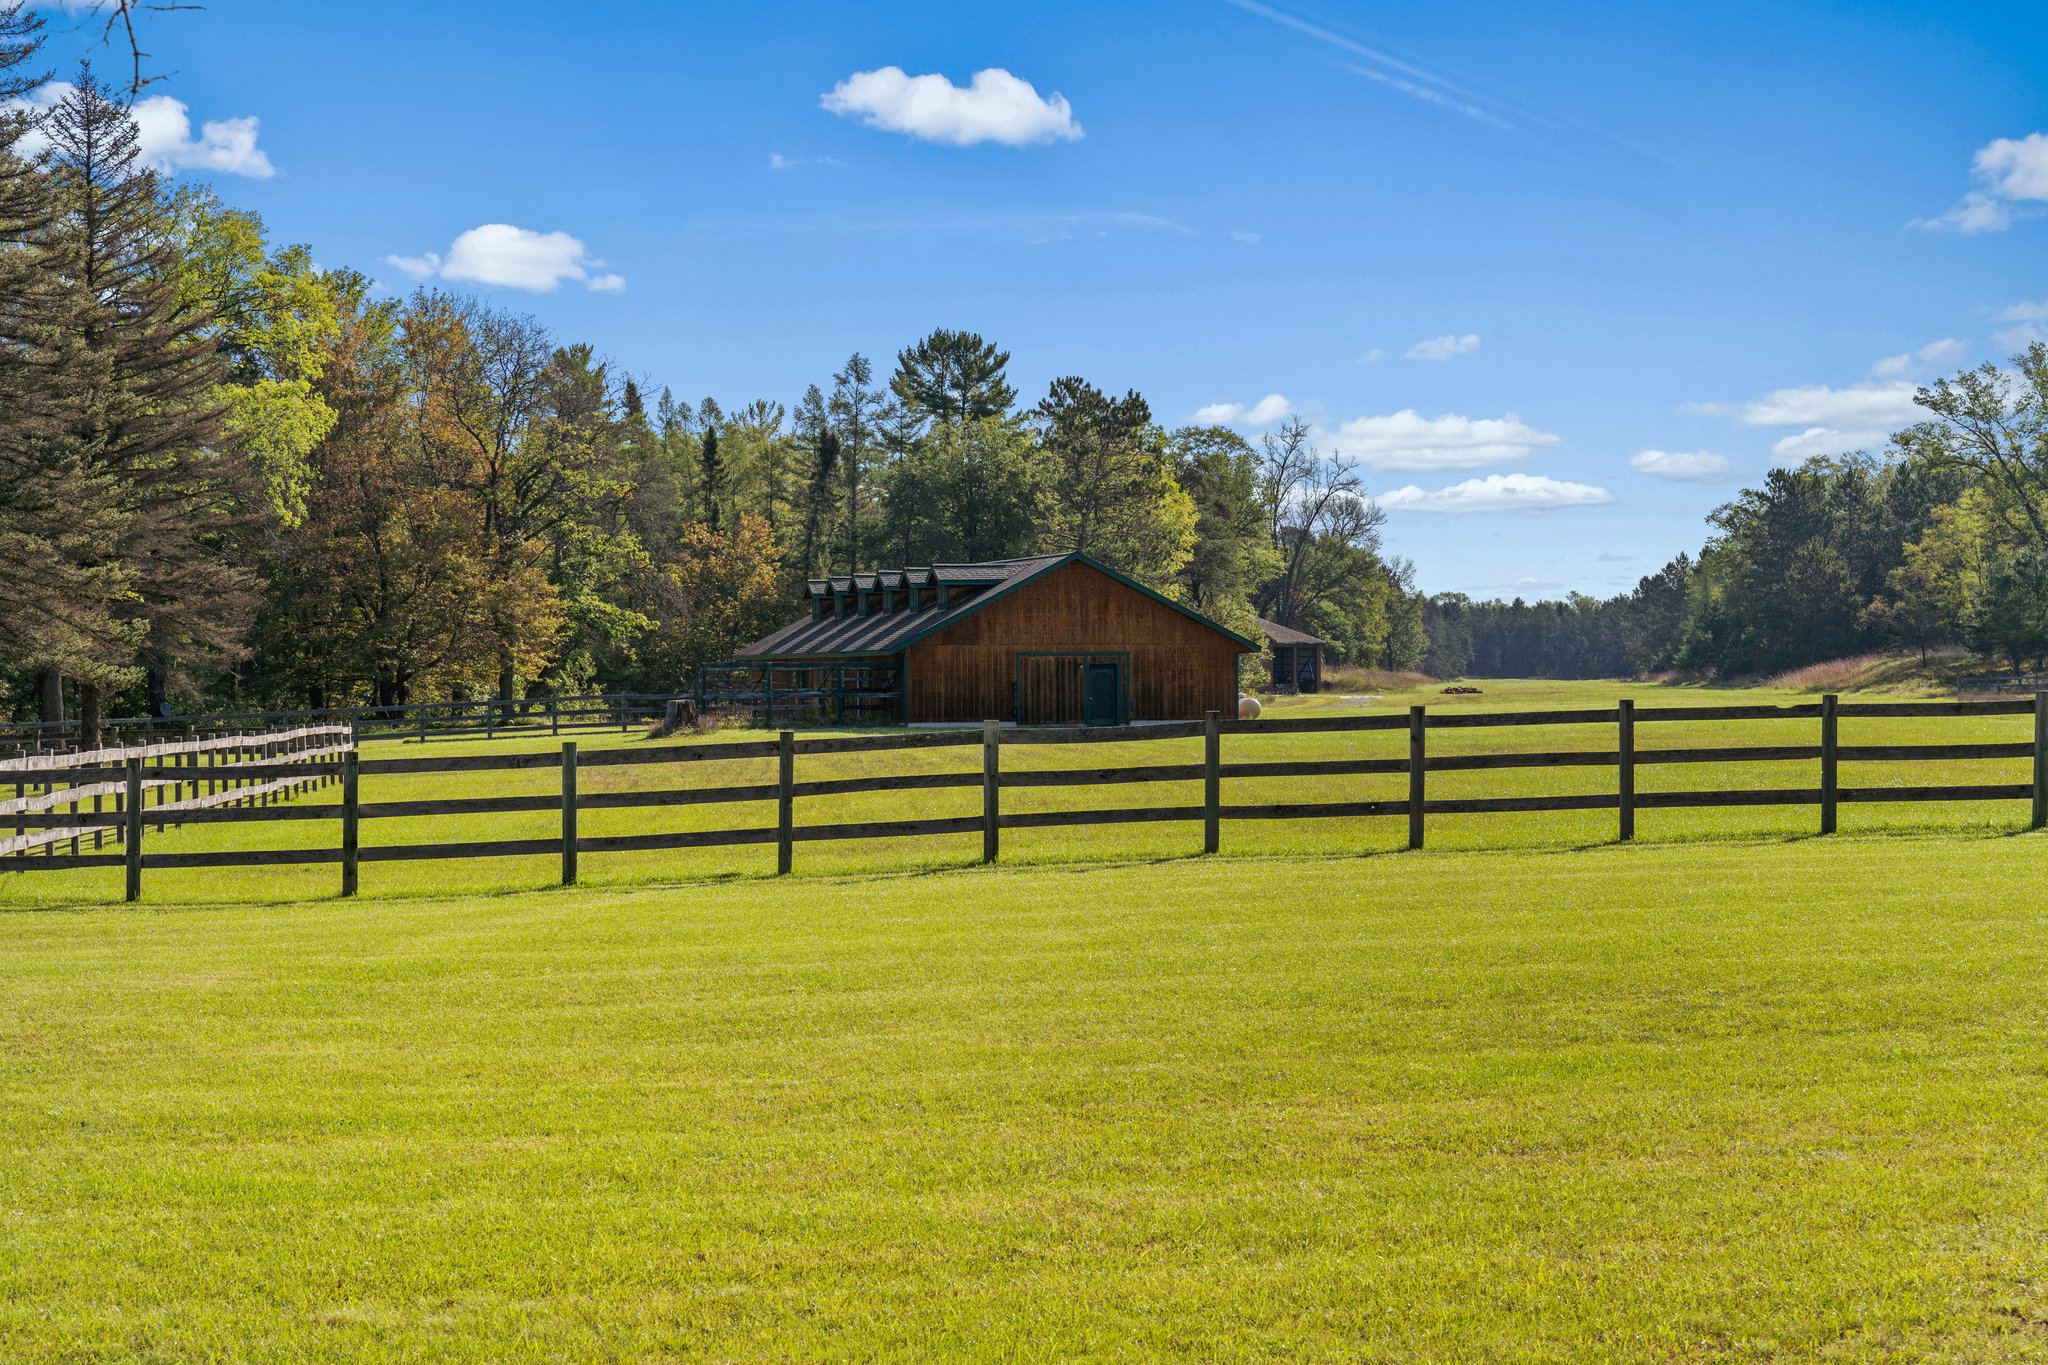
[741,551,1257,660]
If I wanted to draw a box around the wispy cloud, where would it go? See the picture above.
[1224,0,1523,129]
[1406,332,1480,361]
[1731,379,1922,460]
[1871,338,1965,377]
[1322,409,1560,471]
[768,152,848,171]
[1193,393,1291,426]
[1378,473,1613,513]
[1345,64,1512,130]
[1629,449,1730,482]
[1914,132,2048,233]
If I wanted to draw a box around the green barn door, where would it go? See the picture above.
[1084,662,1121,727]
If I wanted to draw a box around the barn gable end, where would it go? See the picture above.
[905,559,1247,723]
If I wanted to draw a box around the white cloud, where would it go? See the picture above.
[768,151,846,171]
[10,81,273,178]
[383,251,441,279]
[1916,132,2048,233]
[1872,337,1966,377]
[1405,332,1481,361]
[1357,348,1385,364]
[1976,133,2048,201]
[1769,427,1867,461]
[1322,409,1561,470]
[1228,229,1261,244]
[1377,473,1613,513]
[1994,301,2048,350]
[1192,392,1291,426]
[1678,400,1730,416]
[1914,191,2016,234]
[1739,380,1920,431]
[384,224,623,294]
[1629,449,1730,482]
[820,66,1082,147]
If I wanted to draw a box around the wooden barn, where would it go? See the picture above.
[1257,617,1325,693]
[729,553,1255,726]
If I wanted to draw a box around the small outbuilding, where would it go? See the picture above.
[1257,617,1325,693]
[725,553,1256,726]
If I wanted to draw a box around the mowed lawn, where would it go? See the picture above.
[5,835,2048,1359]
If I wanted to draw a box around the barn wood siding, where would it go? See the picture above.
[905,561,1244,723]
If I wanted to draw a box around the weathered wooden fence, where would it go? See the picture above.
[3,697,2043,902]
[2,726,354,896]
[0,692,691,757]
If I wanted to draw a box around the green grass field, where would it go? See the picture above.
[0,677,2039,907]
[4,680,2047,1359]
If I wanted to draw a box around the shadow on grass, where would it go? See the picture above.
[1,820,2036,918]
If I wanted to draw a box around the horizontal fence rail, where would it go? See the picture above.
[2,727,353,882]
[2,696,2044,901]
[0,692,693,758]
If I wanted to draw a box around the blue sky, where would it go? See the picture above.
[27,0,2048,596]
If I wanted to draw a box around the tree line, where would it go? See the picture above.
[0,15,1418,737]
[1422,349,2048,682]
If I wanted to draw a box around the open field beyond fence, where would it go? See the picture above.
[3,678,2046,906]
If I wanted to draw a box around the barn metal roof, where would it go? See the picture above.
[1255,617,1326,647]
[739,553,1258,660]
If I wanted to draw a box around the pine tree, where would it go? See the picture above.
[39,67,259,723]
[800,428,839,576]
[888,328,1016,431]
[0,30,143,722]
[699,425,723,531]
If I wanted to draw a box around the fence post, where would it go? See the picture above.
[1203,709,1220,855]
[776,730,795,875]
[2033,691,2046,831]
[1820,692,1839,835]
[1618,698,1635,842]
[340,748,359,898]
[1408,705,1426,851]
[558,741,579,885]
[123,756,142,902]
[983,720,1001,864]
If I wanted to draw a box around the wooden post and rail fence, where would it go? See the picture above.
[0,692,692,759]
[2,696,2044,902]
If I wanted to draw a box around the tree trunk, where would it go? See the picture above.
[35,668,63,726]
[78,681,102,750]
[145,664,169,721]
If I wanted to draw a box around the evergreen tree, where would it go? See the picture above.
[1034,376,1196,586]
[0,12,141,719]
[830,353,887,569]
[801,428,840,577]
[888,328,1017,431]
[40,68,259,725]
[698,425,723,531]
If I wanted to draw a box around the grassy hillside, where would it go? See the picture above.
[3,837,2048,1359]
